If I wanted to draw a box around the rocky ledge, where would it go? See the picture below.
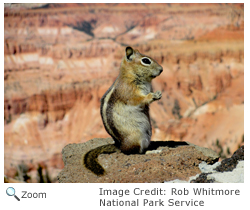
[58,138,226,183]
[189,145,244,183]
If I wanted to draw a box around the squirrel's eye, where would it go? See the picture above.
[141,57,151,65]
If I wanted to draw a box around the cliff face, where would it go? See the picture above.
[4,3,244,182]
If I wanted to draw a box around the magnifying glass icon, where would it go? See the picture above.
[6,187,20,201]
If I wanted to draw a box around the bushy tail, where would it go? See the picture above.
[83,144,119,176]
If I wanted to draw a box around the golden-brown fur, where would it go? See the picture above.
[101,46,163,153]
[83,46,163,175]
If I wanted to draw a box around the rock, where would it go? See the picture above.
[186,142,220,164]
[215,145,244,172]
[167,146,244,183]
[57,138,219,183]
[198,161,221,173]
[207,161,244,183]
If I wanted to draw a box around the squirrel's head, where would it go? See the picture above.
[121,46,163,82]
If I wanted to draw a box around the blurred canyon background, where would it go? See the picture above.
[4,3,244,182]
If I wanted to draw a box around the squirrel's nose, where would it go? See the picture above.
[159,67,163,74]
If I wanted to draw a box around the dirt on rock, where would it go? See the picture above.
[58,138,219,183]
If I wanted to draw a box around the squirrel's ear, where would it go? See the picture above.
[126,46,134,61]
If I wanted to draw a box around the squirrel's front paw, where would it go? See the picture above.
[153,91,162,100]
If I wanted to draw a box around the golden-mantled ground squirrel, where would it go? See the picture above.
[83,46,163,175]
